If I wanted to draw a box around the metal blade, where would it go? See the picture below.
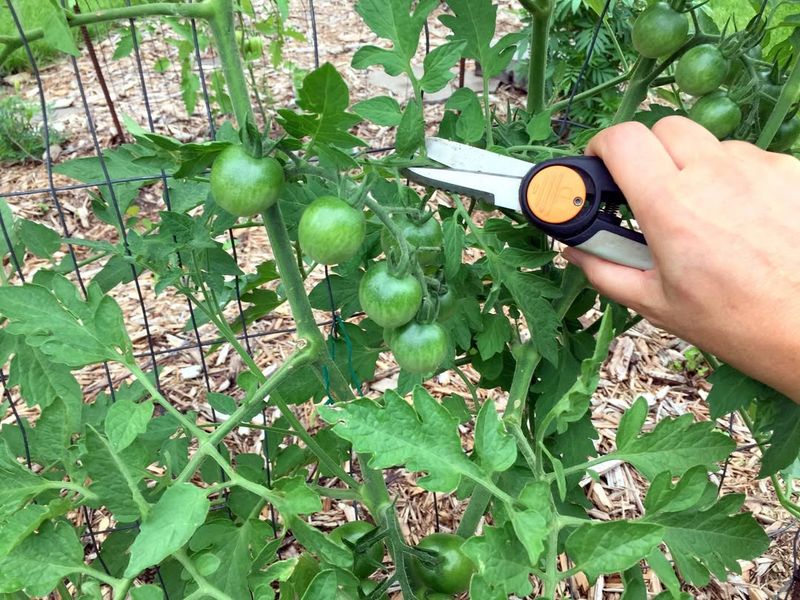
[404,167,521,212]
[425,137,533,178]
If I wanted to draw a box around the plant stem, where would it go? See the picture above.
[174,550,233,600]
[0,1,213,65]
[612,58,656,124]
[504,342,541,426]
[455,483,493,537]
[525,1,553,115]
[548,71,632,113]
[757,54,800,149]
[483,76,494,146]
[543,519,560,599]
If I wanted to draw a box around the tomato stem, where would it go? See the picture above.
[525,0,554,115]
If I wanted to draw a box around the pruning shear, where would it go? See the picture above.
[404,138,654,270]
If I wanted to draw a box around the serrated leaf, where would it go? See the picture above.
[82,427,146,523]
[0,521,83,596]
[287,517,352,570]
[0,500,69,559]
[125,483,210,577]
[508,482,553,565]
[396,99,424,156]
[644,467,715,514]
[105,399,153,452]
[9,341,81,415]
[526,110,553,142]
[566,520,664,582]
[0,278,131,367]
[207,392,237,415]
[615,414,735,480]
[351,45,407,76]
[420,41,466,93]
[442,216,465,280]
[462,524,534,598]
[439,0,522,78]
[757,394,800,477]
[644,494,769,586]
[355,0,437,64]
[352,96,403,126]
[616,397,648,450]
[475,311,511,360]
[707,365,772,418]
[0,443,52,521]
[320,386,483,492]
[17,220,60,259]
[474,400,516,473]
[538,308,613,432]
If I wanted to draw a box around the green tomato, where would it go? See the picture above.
[409,533,476,595]
[359,262,422,328]
[298,196,366,265]
[689,92,742,139]
[675,44,728,97]
[632,2,689,59]
[769,116,800,152]
[436,287,457,321]
[381,215,443,267]
[390,321,449,374]
[329,521,384,580]
[758,81,785,121]
[210,145,283,217]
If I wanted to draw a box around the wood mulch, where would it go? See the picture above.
[0,1,794,598]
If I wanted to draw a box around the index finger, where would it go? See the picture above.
[586,121,680,227]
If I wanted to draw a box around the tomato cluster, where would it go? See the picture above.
[631,2,799,149]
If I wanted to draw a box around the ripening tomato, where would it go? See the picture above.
[298,196,366,265]
[210,145,283,217]
[390,321,448,374]
[409,533,476,595]
[632,2,689,59]
[359,262,422,328]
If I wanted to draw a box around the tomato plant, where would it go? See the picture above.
[0,0,799,599]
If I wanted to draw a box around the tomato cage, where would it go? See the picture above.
[1,0,797,598]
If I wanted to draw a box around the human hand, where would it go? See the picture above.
[563,116,800,401]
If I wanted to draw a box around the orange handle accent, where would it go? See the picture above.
[525,165,586,224]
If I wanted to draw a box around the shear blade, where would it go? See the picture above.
[424,137,534,179]
[404,167,522,212]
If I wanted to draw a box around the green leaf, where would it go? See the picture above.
[0,521,83,596]
[538,308,613,433]
[0,500,69,559]
[29,399,73,466]
[0,443,52,521]
[508,482,553,565]
[352,96,403,126]
[82,427,146,523]
[9,341,81,414]
[439,0,522,78]
[526,110,553,142]
[0,278,131,367]
[104,399,153,452]
[462,524,534,598]
[615,414,735,480]
[130,585,162,600]
[125,483,210,577]
[287,517,352,570]
[300,570,338,600]
[645,494,769,586]
[621,565,647,600]
[644,467,716,515]
[320,386,483,492]
[645,547,683,598]
[395,99,424,156]
[351,45,407,76]
[760,395,800,477]
[207,392,237,415]
[566,520,664,582]
[442,216,465,280]
[475,311,511,360]
[42,0,79,57]
[446,88,484,143]
[616,397,648,450]
[707,365,772,418]
[277,63,364,149]
[420,41,466,93]
[17,220,60,259]
[355,0,437,64]
[474,400,516,473]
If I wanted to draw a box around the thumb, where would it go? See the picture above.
[562,248,661,313]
